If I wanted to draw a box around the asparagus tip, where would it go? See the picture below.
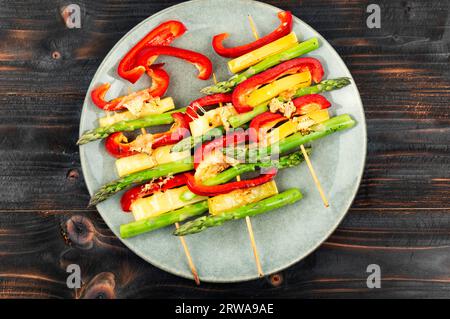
[88,198,97,207]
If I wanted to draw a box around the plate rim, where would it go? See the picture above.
[79,0,367,283]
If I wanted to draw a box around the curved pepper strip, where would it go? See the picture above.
[152,112,190,149]
[104,132,148,158]
[118,20,187,83]
[186,93,232,122]
[193,130,247,169]
[249,112,286,143]
[135,46,213,81]
[91,83,123,111]
[292,94,331,115]
[212,11,293,58]
[185,168,277,197]
[232,57,324,113]
[145,63,170,98]
[104,112,189,158]
[121,174,187,212]
[91,64,170,111]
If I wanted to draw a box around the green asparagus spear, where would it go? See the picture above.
[120,201,209,238]
[201,38,320,95]
[227,114,356,162]
[228,77,351,128]
[174,189,303,236]
[228,103,269,128]
[292,77,352,96]
[171,124,250,153]
[77,107,187,145]
[171,126,226,152]
[89,156,193,206]
[180,149,310,201]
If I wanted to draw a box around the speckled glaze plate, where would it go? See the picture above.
[79,0,366,283]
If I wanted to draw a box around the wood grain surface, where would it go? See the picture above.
[0,0,449,298]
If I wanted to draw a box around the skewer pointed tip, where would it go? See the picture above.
[299,145,329,207]
[175,222,201,285]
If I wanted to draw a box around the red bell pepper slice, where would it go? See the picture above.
[135,46,213,81]
[104,112,189,158]
[186,93,232,122]
[90,64,170,111]
[232,57,324,113]
[121,174,187,212]
[152,112,190,149]
[185,168,277,197]
[193,130,247,169]
[145,63,170,99]
[104,132,139,158]
[118,20,186,83]
[212,11,293,58]
[91,83,123,111]
[249,112,286,143]
[292,94,331,115]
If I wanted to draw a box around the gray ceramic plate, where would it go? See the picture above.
[79,0,366,283]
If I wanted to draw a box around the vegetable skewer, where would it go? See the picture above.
[77,107,187,145]
[228,77,351,128]
[226,114,356,161]
[201,38,320,94]
[89,156,193,206]
[174,189,303,236]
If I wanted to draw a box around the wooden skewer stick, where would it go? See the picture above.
[222,17,266,277]
[248,14,329,208]
[246,16,266,277]
[213,72,264,277]
[139,126,200,284]
[300,144,329,207]
[248,15,260,40]
[242,181,264,277]
[175,222,201,285]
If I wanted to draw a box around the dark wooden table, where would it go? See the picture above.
[0,0,449,299]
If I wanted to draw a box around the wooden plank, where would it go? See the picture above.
[0,0,449,298]
[1,209,450,298]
